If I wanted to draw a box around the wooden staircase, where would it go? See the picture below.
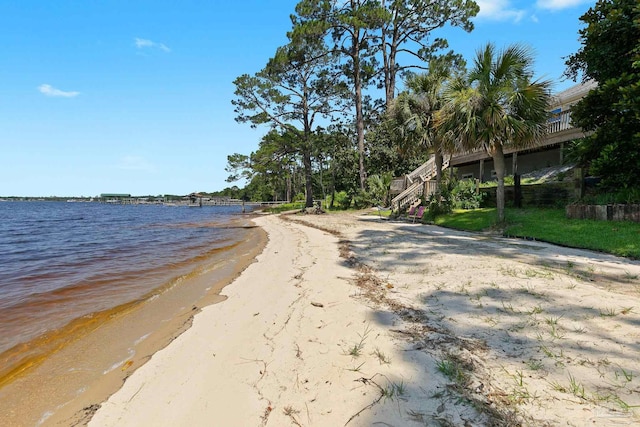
[391,155,449,212]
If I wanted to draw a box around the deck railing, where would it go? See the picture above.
[407,156,436,182]
[391,155,450,212]
[547,109,573,134]
[391,181,424,212]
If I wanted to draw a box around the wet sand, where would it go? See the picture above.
[0,218,266,427]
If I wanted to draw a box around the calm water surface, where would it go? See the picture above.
[0,201,247,357]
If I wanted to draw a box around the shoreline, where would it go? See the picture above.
[88,212,640,426]
[0,216,267,427]
[87,213,387,426]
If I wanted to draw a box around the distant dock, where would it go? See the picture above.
[97,193,285,208]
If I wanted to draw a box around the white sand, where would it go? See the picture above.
[90,212,640,426]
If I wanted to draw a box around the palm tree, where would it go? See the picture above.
[441,43,551,223]
[388,60,456,188]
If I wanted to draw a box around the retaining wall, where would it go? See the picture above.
[481,182,576,208]
[566,204,640,222]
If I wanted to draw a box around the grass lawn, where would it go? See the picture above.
[434,208,640,259]
[266,202,305,213]
[433,208,497,231]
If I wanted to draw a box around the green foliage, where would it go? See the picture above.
[225,153,252,183]
[423,174,456,220]
[564,0,640,191]
[225,1,482,200]
[209,185,244,199]
[292,0,481,190]
[581,187,640,205]
[227,132,293,203]
[244,175,277,202]
[317,126,361,206]
[353,189,373,209]
[378,0,479,107]
[436,357,468,384]
[366,173,393,206]
[292,0,386,190]
[425,193,452,221]
[365,121,426,178]
[350,174,394,208]
[232,25,349,207]
[442,43,552,223]
[387,59,463,160]
[267,201,306,213]
[326,190,352,210]
[564,0,639,83]
[452,179,484,209]
[425,173,485,219]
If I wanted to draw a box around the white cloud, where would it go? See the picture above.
[536,0,591,11]
[38,84,80,98]
[476,0,526,22]
[116,156,156,172]
[134,37,171,53]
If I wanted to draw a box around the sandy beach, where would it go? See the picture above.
[86,211,640,426]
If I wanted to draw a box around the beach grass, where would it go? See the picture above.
[434,208,640,259]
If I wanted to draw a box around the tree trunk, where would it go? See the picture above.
[381,0,398,110]
[351,18,366,192]
[355,59,366,191]
[383,42,397,110]
[381,15,392,109]
[330,161,336,209]
[356,124,366,190]
[491,143,507,223]
[318,157,326,201]
[303,150,314,208]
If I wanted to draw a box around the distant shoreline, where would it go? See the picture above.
[0,198,282,211]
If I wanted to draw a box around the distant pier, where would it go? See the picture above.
[97,193,285,208]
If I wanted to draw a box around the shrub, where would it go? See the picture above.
[452,179,484,209]
[425,193,452,221]
[423,175,456,221]
[326,191,352,210]
[366,173,392,207]
[581,187,640,205]
[353,189,373,209]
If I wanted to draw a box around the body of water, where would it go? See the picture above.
[0,201,250,384]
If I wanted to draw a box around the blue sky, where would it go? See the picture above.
[0,0,594,197]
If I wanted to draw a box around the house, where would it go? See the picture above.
[450,80,596,182]
[390,80,596,211]
[99,193,132,204]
